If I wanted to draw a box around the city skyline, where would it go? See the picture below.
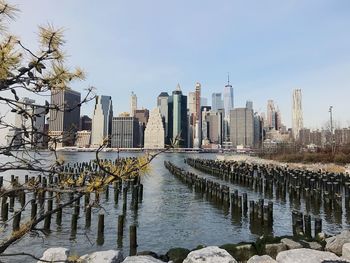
[5,0,350,130]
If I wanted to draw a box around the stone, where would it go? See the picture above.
[326,230,350,255]
[80,250,123,263]
[122,256,165,263]
[247,255,277,263]
[166,247,190,263]
[265,243,287,259]
[137,251,159,259]
[276,248,343,263]
[280,238,303,250]
[38,247,69,263]
[220,243,256,262]
[299,240,322,251]
[343,243,350,260]
[183,246,237,263]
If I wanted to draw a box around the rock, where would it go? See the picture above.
[276,248,343,263]
[265,243,287,259]
[299,240,322,251]
[343,243,350,260]
[326,230,350,255]
[137,251,159,259]
[220,243,256,262]
[80,250,123,263]
[38,247,69,263]
[122,256,165,262]
[316,232,326,241]
[280,238,303,250]
[247,255,277,263]
[166,247,190,263]
[183,246,237,263]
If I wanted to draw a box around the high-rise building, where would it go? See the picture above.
[157,92,169,141]
[201,106,211,146]
[292,89,303,140]
[193,83,202,148]
[223,76,233,141]
[212,93,224,112]
[48,88,81,147]
[246,100,253,110]
[134,108,149,147]
[91,95,113,147]
[75,130,91,148]
[253,113,263,147]
[207,109,224,145]
[111,116,140,148]
[144,108,165,149]
[168,84,188,147]
[80,115,92,131]
[130,91,137,117]
[230,108,254,148]
[275,107,282,130]
[188,92,196,116]
[266,100,276,130]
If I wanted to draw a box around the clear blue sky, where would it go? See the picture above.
[8,0,350,129]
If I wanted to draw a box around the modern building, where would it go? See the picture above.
[193,82,202,148]
[48,88,81,147]
[75,130,91,148]
[201,106,211,146]
[144,108,165,149]
[130,91,137,117]
[157,92,169,141]
[223,76,233,141]
[253,113,262,148]
[230,108,254,148]
[292,89,303,140]
[168,84,188,147]
[207,109,224,146]
[80,115,92,131]
[111,116,140,148]
[266,100,276,130]
[134,108,149,147]
[91,95,113,147]
[246,100,253,110]
[212,93,224,112]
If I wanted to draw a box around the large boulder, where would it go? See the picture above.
[264,243,287,259]
[166,247,190,263]
[122,256,165,263]
[183,246,237,263]
[276,248,342,263]
[280,238,302,250]
[326,230,350,255]
[247,255,277,263]
[38,247,69,262]
[343,243,350,260]
[220,243,256,262]
[80,250,123,263]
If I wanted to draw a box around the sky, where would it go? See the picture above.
[6,0,350,129]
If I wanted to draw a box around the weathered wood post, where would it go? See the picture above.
[97,213,105,245]
[314,218,322,237]
[85,206,91,228]
[129,225,137,256]
[12,210,21,232]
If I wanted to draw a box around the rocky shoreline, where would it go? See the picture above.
[37,230,350,263]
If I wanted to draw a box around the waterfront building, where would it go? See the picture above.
[111,116,140,148]
[266,100,276,130]
[168,84,188,147]
[75,130,91,148]
[91,95,113,147]
[130,91,137,116]
[134,108,149,147]
[212,93,224,112]
[292,89,303,140]
[207,109,224,146]
[157,92,169,141]
[230,107,254,148]
[201,106,211,146]
[253,113,262,147]
[48,88,81,147]
[80,115,92,131]
[144,108,165,149]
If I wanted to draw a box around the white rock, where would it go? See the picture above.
[276,248,342,263]
[343,243,350,260]
[183,246,237,263]
[80,250,123,263]
[122,255,164,262]
[280,238,303,250]
[247,255,277,263]
[38,247,69,263]
[326,230,350,255]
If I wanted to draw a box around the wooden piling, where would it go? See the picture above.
[129,225,137,256]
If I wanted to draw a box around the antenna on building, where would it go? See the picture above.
[227,72,230,86]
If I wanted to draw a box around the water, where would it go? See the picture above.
[0,152,348,262]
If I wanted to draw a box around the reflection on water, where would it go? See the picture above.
[0,152,348,262]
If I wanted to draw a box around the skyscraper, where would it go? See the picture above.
[266,100,276,130]
[80,115,92,131]
[49,88,81,147]
[212,93,224,112]
[91,95,113,147]
[130,91,137,116]
[230,108,254,148]
[292,89,303,140]
[111,116,140,148]
[134,108,149,147]
[246,100,253,110]
[144,108,165,149]
[223,76,233,141]
[193,82,202,148]
[168,84,188,147]
[157,92,169,141]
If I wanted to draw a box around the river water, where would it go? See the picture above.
[0,152,348,262]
